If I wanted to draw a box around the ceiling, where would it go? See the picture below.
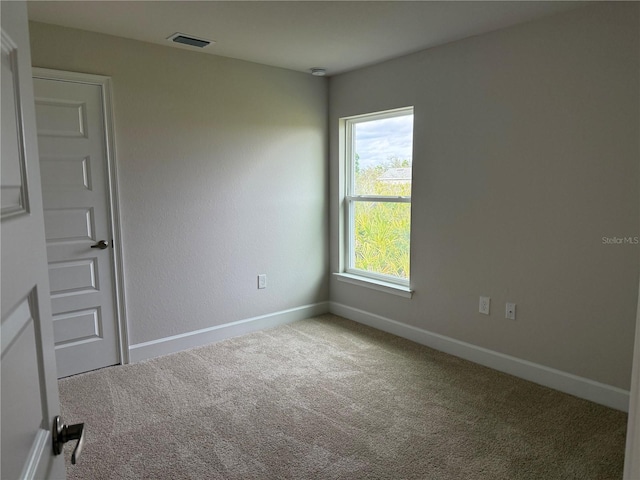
[27,1,587,76]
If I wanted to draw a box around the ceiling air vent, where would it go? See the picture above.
[166,32,214,48]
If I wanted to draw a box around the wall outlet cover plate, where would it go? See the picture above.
[479,296,490,315]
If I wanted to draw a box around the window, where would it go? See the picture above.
[342,107,414,290]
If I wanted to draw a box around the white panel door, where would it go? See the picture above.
[1,2,67,478]
[34,76,120,378]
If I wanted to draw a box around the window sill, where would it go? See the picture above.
[333,273,413,298]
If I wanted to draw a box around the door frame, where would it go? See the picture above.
[623,272,640,478]
[33,67,130,366]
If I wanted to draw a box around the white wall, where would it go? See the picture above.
[29,22,329,346]
[329,3,639,390]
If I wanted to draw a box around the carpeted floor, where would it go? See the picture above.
[59,314,627,479]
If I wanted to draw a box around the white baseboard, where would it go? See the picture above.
[329,302,630,412]
[129,302,330,363]
[128,299,629,411]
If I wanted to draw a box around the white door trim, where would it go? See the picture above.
[32,67,130,365]
[623,279,640,478]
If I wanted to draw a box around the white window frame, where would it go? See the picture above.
[340,107,414,295]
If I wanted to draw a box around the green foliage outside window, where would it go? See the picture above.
[353,158,411,279]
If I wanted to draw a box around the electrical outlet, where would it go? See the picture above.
[479,296,490,315]
[506,303,516,320]
[258,274,267,289]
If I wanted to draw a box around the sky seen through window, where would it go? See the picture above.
[355,115,413,168]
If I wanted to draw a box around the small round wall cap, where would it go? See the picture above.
[310,68,327,76]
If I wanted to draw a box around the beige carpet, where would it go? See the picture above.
[59,314,627,479]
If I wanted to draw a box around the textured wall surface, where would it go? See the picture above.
[30,22,329,345]
[329,3,639,390]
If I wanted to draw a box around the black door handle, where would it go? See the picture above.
[90,240,109,250]
[52,415,85,465]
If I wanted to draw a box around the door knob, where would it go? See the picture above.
[52,415,85,465]
[90,240,109,250]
